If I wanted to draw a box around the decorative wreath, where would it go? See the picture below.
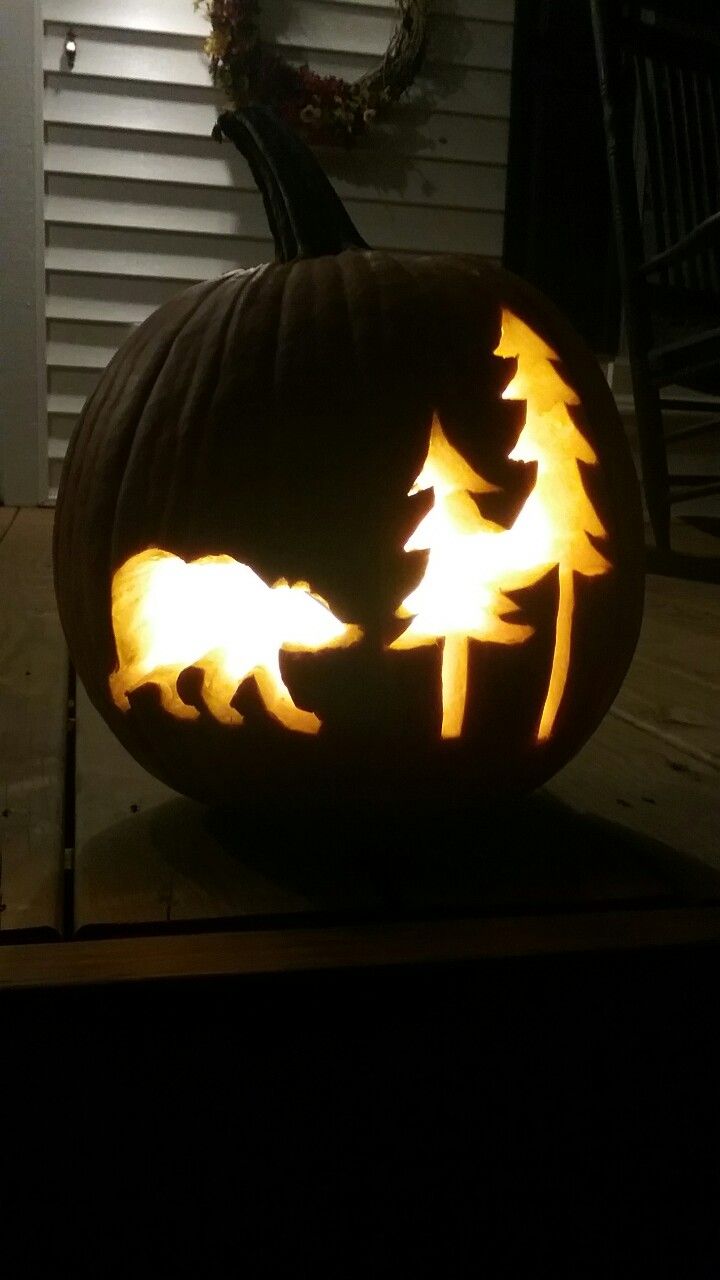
[197,0,429,145]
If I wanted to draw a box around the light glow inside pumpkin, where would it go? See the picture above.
[392,309,611,740]
[109,309,611,744]
[109,550,361,732]
[389,416,538,737]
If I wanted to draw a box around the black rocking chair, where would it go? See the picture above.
[591,0,720,553]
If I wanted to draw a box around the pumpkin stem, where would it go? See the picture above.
[212,105,370,263]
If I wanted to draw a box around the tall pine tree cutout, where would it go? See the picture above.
[495,310,611,741]
[390,415,533,738]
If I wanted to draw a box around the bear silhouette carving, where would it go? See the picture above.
[110,549,361,733]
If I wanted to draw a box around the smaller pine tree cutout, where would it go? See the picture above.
[390,415,533,738]
[495,310,611,741]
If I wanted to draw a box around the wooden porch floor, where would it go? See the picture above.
[1,507,719,987]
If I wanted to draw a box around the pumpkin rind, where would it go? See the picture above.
[54,249,644,807]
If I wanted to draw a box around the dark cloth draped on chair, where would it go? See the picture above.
[591,0,720,551]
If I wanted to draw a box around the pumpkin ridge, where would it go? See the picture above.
[62,278,233,728]
[192,270,273,552]
[57,280,223,696]
[161,273,259,553]
[103,274,241,773]
[185,264,282,555]
[109,274,256,565]
[270,258,305,450]
[69,277,222,551]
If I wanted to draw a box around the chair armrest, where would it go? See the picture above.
[641,210,720,277]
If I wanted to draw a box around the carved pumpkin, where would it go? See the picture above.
[54,106,644,809]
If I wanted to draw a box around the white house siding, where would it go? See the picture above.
[42,0,515,496]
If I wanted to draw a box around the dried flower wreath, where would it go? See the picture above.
[198,0,429,144]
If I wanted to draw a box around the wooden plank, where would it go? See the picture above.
[0,509,67,937]
[45,188,504,256]
[45,211,502,267]
[43,82,509,165]
[547,574,720,867]
[259,2,394,64]
[45,127,509,209]
[629,569,719,689]
[43,32,511,118]
[48,366,103,401]
[47,394,89,416]
[43,0,210,37]
[306,0,515,18]
[46,296,167,326]
[45,221,278,268]
[610,575,720,769]
[43,61,508,124]
[48,318,132,349]
[668,520,720,558]
[73,701,717,942]
[43,82,225,138]
[45,250,511,289]
[0,0,47,505]
[0,508,16,540]
[43,0,512,25]
[5,902,720,992]
[43,28,215,89]
[45,242,272,284]
[641,573,720,646]
[613,661,718,768]
[48,459,65,503]
[74,569,720,937]
[307,0,515,17]
[47,272,186,325]
[46,226,495,286]
[48,437,70,461]
[417,64,511,119]
[74,681,367,931]
[47,340,120,370]
[46,169,506,227]
[49,430,76,457]
[42,1,513,70]
[549,714,719,869]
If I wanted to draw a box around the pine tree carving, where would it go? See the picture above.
[495,310,611,740]
[390,415,533,738]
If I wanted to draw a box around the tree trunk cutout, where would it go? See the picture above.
[495,311,611,740]
[390,415,535,738]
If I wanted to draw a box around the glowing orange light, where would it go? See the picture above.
[110,550,361,732]
[495,311,610,739]
[109,311,611,745]
[390,415,539,738]
[392,312,611,740]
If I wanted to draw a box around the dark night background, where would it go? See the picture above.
[2,2,720,1272]
[3,945,720,1275]
[503,0,720,353]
